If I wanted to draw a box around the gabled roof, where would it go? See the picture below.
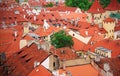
[4,43,50,76]
[105,0,120,11]
[103,18,115,22]
[46,6,78,12]
[28,65,52,76]
[50,47,78,60]
[87,0,105,14]
[34,25,60,37]
[95,57,120,76]
[85,39,120,57]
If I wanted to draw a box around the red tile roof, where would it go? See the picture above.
[61,12,87,22]
[103,18,115,22]
[35,25,60,37]
[28,65,52,76]
[87,0,105,14]
[4,43,50,76]
[50,47,78,60]
[105,0,120,11]
[46,6,78,12]
[59,64,98,76]
[85,39,120,57]
[95,57,120,76]
[72,37,86,51]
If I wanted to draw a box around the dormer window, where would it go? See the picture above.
[9,17,12,19]
[14,10,20,14]
[60,50,65,54]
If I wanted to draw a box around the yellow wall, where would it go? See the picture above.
[103,21,115,39]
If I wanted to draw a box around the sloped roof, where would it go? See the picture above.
[59,64,98,76]
[50,47,78,60]
[28,65,52,76]
[46,6,78,12]
[85,39,120,57]
[4,43,50,76]
[105,0,120,11]
[87,0,105,14]
[103,18,115,22]
[96,57,120,76]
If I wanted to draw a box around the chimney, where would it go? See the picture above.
[85,31,88,36]
[34,16,36,21]
[104,63,110,72]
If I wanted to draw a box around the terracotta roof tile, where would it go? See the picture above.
[4,43,50,76]
[103,18,115,22]
[59,64,98,76]
[105,0,120,11]
[28,65,52,76]
[50,47,78,60]
[96,57,120,76]
[88,0,105,14]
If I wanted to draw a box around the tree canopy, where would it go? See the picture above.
[110,13,120,19]
[50,30,74,48]
[65,0,93,11]
[99,0,111,8]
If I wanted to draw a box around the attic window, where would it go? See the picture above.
[17,50,23,54]
[21,54,27,58]
[52,14,54,16]
[73,34,75,36]
[14,17,17,19]
[43,14,45,17]
[25,58,32,63]
[60,50,65,54]
[8,16,11,19]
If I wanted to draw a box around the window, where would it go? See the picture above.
[21,54,27,58]
[25,58,32,63]
[17,50,23,54]
[9,17,12,19]
[53,62,55,67]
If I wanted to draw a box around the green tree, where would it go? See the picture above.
[15,0,19,3]
[99,0,111,8]
[110,13,120,19]
[65,0,93,11]
[50,30,74,48]
[46,2,53,7]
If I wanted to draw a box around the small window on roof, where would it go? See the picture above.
[17,50,23,54]
[25,58,32,63]
[52,14,54,16]
[14,17,17,19]
[9,17,12,19]
[21,54,27,58]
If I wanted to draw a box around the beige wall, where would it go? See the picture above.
[103,21,115,39]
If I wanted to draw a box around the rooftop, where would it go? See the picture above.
[59,64,98,76]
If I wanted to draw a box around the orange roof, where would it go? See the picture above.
[35,25,60,37]
[62,12,87,22]
[50,47,78,60]
[4,43,50,76]
[28,65,52,76]
[85,39,120,57]
[96,57,120,76]
[87,0,105,14]
[59,64,98,76]
[72,37,86,51]
[46,6,78,12]
[105,0,120,11]
[103,18,115,22]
